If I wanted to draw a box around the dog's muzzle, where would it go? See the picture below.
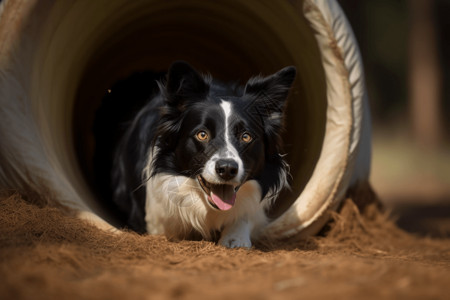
[197,175,240,211]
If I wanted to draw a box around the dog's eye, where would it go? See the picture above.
[196,131,209,141]
[241,132,253,143]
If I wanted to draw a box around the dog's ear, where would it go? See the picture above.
[164,61,209,106]
[244,66,296,156]
[244,66,296,114]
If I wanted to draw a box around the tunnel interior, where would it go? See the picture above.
[68,1,327,225]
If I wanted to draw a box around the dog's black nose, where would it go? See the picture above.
[215,159,238,181]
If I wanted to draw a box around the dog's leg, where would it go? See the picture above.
[218,181,269,248]
[219,218,253,248]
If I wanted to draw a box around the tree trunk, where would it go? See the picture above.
[409,0,443,149]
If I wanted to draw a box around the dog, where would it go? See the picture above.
[111,61,296,248]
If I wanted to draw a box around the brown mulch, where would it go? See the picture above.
[0,192,449,299]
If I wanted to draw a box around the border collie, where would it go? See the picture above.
[111,61,296,248]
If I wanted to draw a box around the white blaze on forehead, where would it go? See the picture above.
[201,100,245,185]
[220,101,236,157]
[220,101,232,143]
[219,100,244,180]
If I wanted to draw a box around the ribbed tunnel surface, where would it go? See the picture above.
[0,0,370,239]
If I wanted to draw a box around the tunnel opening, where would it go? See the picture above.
[0,0,371,238]
[69,1,326,228]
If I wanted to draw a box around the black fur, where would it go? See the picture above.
[105,62,296,233]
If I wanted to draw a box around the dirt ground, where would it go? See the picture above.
[1,191,449,300]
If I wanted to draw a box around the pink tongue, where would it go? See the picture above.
[209,185,236,211]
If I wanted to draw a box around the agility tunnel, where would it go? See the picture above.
[0,0,371,240]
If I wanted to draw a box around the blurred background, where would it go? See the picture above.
[339,0,450,237]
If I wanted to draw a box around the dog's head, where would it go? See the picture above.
[152,61,296,211]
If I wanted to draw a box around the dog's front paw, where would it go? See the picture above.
[219,235,252,249]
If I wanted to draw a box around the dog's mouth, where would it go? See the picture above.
[197,175,239,211]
